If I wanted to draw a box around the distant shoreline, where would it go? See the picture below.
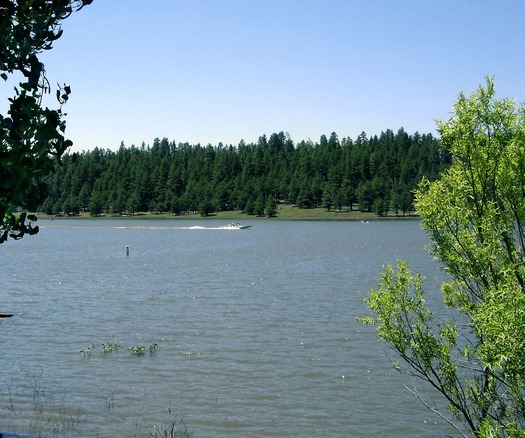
[36,205,419,222]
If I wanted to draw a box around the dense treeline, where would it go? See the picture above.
[40,128,450,217]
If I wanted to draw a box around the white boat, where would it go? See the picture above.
[219,223,252,230]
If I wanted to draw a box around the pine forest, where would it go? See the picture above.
[41,128,451,218]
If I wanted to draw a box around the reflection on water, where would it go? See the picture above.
[0,219,456,437]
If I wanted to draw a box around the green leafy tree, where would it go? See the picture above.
[390,181,413,216]
[265,196,277,218]
[88,190,103,217]
[244,196,255,215]
[356,180,373,212]
[127,192,141,216]
[52,199,62,215]
[78,181,91,212]
[371,176,389,216]
[40,197,55,215]
[110,185,126,216]
[63,195,79,215]
[296,186,314,209]
[168,192,182,215]
[254,194,265,217]
[362,78,525,436]
[198,198,215,217]
[321,184,334,211]
[0,0,92,242]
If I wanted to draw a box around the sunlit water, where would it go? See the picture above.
[0,219,459,437]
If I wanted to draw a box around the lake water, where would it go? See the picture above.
[0,218,458,437]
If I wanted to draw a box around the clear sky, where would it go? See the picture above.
[18,1,525,152]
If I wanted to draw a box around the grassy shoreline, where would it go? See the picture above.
[36,204,418,221]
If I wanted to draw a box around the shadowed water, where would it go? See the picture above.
[0,219,459,437]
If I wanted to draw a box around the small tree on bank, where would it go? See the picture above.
[265,197,278,218]
[362,78,525,437]
[0,0,91,242]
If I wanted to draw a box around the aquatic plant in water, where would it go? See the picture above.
[100,341,122,353]
[78,341,158,357]
[131,344,157,355]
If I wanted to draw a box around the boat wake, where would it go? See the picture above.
[41,225,250,231]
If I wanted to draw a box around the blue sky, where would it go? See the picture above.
[24,1,525,151]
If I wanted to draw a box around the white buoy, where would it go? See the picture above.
[125,245,129,256]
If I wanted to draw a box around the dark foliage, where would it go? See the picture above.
[41,129,451,217]
[0,0,92,242]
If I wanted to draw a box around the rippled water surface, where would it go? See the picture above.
[0,218,457,437]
